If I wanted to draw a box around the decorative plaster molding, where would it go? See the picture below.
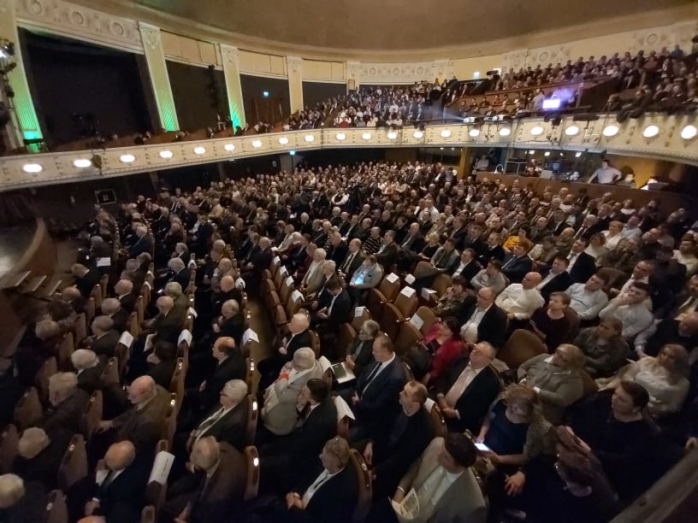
[359,61,442,84]
[220,44,239,65]
[15,0,143,52]
[139,22,160,50]
[286,56,303,74]
[1,114,696,192]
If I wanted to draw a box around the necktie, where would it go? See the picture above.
[102,469,117,490]
[433,250,445,267]
[575,227,586,239]
[361,362,382,393]
[328,295,338,316]
[194,407,225,437]
[343,253,355,272]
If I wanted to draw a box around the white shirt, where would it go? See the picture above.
[590,166,621,184]
[363,353,396,392]
[460,306,490,343]
[599,299,654,339]
[536,270,560,290]
[302,468,343,505]
[444,364,484,407]
[495,284,544,320]
[603,231,623,250]
[620,226,642,242]
[452,260,473,278]
[567,283,609,320]
[415,466,463,517]
[674,250,698,275]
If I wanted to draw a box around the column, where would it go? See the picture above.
[0,0,42,147]
[286,56,303,114]
[219,44,245,129]
[346,61,361,91]
[138,23,179,131]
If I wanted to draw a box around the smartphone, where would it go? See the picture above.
[474,442,491,452]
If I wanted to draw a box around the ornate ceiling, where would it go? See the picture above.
[116,0,691,53]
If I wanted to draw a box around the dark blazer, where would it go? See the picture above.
[287,398,338,485]
[165,442,246,521]
[113,385,170,447]
[199,352,246,412]
[449,259,481,282]
[218,314,245,348]
[376,242,399,269]
[249,246,273,272]
[355,357,407,437]
[93,458,150,522]
[400,233,426,254]
[148,358,178,389]
[39,389,90,435]
[457,298,508,348]
[284,329,313,361]
[12,428,72,490]
[77,358,107,394]
[294,464,358,523]
[501,254,533,283]
[327,241,349,266]
[539,271,574,301]
[339,251,364,281]
[346,338,374,377]
[76,269,101,299]
[129,236,153,258]
[108,309,129,334]
[372,407,433,498]
[325,290,352,328]
[90,330,120,358]
[152,311,184,345]
[440,357,502,433]
[169,269,190,290]
[568,251,597,284]
[194,400,248,451]
[478,244,506,265]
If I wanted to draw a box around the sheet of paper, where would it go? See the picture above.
[285,276,294,287]
[420,288,436,300]
[424,397,435,412]
[96,257,111,267]
[187,307,198,318]
[404,274,416,284]
[118,331,134,348]
[336,362,356,384]
[400,286,416,298]
[144,333,155,351]
[144,281,152,291]
[95,468,108,486]
[409,314,424,330]
[148,451,175,485]
[242,328,259,346]
[354,306,366,318]
[291,290,304,303]
[334,395,355,421]
[178,329,193,346]
[318,356,332,373]
[386,273,399,283]
[279,266,288,277]
[273,256,280,264]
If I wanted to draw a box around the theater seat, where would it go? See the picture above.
[244,395,259,446]
[597,267,626,291]
[413,306,438,337]
[337,323,357,356]
[351,307,371,332]
[367,274,401,323]
[349,449,372,522]
[45,490,68,523]
[244,446,260,501]
[245,358,257,396]
[57,333,75,368]
[14,387,43,430]
[394,321,423,357]
[82,391,103,439]
[309,330,321,358]
[426,402,446,438]
[100,357,120,386]
[57,434,88,492]
[74,313,87,346]
[0,424,18,474]
[498,329,546,369]
[161,394,178,446]
[145,440,170,510]
[380,288,419,340]
[35,356,58,403]
[141,506,156,523]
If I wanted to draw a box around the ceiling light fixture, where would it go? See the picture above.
[22,163,42,173]
[469,128,480,137]
[575,152,582,157]
[642,125,659,138]
[251,140,262,148]
[565,125,580,136]
[158,150,173,159]
[119,154,135,163]
[224,144,235,151]
[681,125,697,140]
[413,130,424,139]
[387,130,398,139]
[362,132,372,140]
[498,128,511,137]
[193,146,206,154]
[73,158,92,168]
[278,137,289,145]
[530,125,544,136]
[544,151,551,156]
[440,129,452,138]
[602,125,619,137]
[336,132,346,141]
[304,135,315,142]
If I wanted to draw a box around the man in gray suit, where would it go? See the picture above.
[389,434,487,523]
[414,239,461,291]
[348,255,384,305]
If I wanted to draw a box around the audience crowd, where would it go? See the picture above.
[3,159,698,523]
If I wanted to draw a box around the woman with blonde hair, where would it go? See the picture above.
[517,344,586,424]
[614,343,689,416]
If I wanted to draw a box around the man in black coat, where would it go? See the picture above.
[73,264,101,299]
[257,313,312,390]
[538,256,574,301]
[364,381,432,499]
[348,335,407,442]
[375,230,399,270]
[12,427,72,491]
[312,278,352,335]
[457,288,509,349]
[39,372,90,436]
[436,344,502,434]
[192,337,246,415]
[501,243,534,284]
[567,238,597,284]
[338,239,365,282]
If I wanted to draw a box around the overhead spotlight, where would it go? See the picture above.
[304,135,315,142]
[73,158,92,168]
[193,146,206,154]
[565,125,580,136]
[544,151,551,156]
[530,125,544,136]
[575,152,582,157]
[362,132,372,140]
[440,129,452,138]
[289,150,296,156]
[528,150,535,154]
[119,154,135,163]
[602,125,619,137]
[336,132,346,141]
[22,163,42,173]
[681,125,697,140]
[469,128,480,137]
[413,130,424,139]
[387,130,398,140]
[224,143,235,151]
[251,140,262,148]
[158,150,173,159]
[559,152,564,156]
[642,125,659,138]
[278,137,289,145]
[498,128,511,137]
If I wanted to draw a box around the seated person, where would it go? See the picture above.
[145,341,178,389]
[458,287,508,349]
[635,311,698,359]
[262,347,323,437]
[12,427,72,491]
[40,372,90,436]
[99,298,129,334]
[469,259,507,296]
[573,318,630,378]
[412,239,460,289]
[433,276,469,318]
[344,319,381,377]
[406,316,464,385]
[496,272,545,324]
[347,255,384,304]
[475,384,552,472]
[71,349,105,394]
[257,313,312,390]
[606,344,689,417]
[436,342,502,434]
[311,277,352,339]
[162,437,246,522]
[72,263,101,299]
[81,316,120,358]
[282,437,358,523]
[528,292,573,352]
[566,272,610,323]
[599,282,654,340]
[536,256,573,301]
[190,337,246,415]
[517,344,586,425]
[0,474,48,523]
[501,241,533,284]
[206,299,244,349]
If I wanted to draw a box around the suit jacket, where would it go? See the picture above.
[350,263,383,289]
[501,254,533,283]
[194,400,248,451]
[355,357,407,437]
[431,247,460,272]
[373,407,433,498]
[219,314,245,348]
[129,236,153,258]
[376,242,399,269]
[90,330,120,358]
[295,464,358,523]
[327,241,349,266]
[539,271,574,301]
[325,290,352,328]
[76,269,101,299]
[93,458,150,522]
[398,437,487,523]
[117,293,137,313]
[287,398,338,484]
[166,442,246,522]
[148,358,178,389]
[152,310,184,345]
[339,251,365,281]
[200,352,246,412]
[249,246,273,273]
[400,234,426,254]
[569,251,597,284]
[263,362,324,435]
[440,358,502,433]
[40,389,90,435]
[284,329,313,362]
[478,244,506,265]
[458,299,508,348]
[77,359,106,394]
[449,259,481,282]
[346,338,374,377]
[12,428,72,490]
[113,385,170,446]
[169,269,190,290]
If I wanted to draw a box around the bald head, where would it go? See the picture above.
[104,440,136,471]
[128,375,156,405]
[156,296,174,314]
[190,436,220,471]
[220,275,235,292]
[62,286,81,302]
[522,272,542,289]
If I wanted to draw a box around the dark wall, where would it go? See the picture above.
[240,74,290,124]
[302,82,346,109]
[21,29,152,147]
[166,62,228,132]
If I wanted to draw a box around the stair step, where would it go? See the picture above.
[0,270,31,290]
[21,274,47,294]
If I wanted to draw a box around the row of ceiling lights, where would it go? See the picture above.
[19,123,698,174]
